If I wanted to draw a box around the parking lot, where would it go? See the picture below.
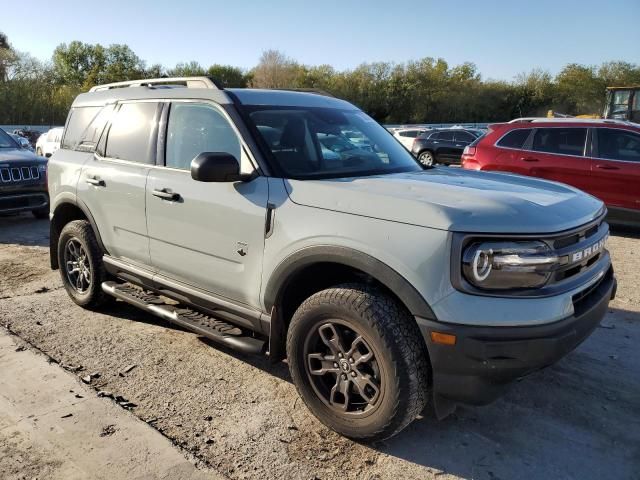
[1,213,639,480]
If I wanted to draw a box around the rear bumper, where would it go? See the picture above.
[417,266,616,408]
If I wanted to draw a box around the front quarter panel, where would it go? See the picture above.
[261,178,453,316]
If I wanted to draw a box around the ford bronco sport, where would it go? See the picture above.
[48,77,616,441]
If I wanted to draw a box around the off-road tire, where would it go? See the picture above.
[418,150,435,167]
[57,220,110,309]
[32,207,49,219]
[287,283,430,441]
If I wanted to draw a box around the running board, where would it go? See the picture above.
[101,281,265,355]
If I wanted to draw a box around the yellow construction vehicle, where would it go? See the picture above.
[547,86,640,123]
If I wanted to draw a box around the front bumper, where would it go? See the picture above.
[417,266,616,412]
[0,192,49,214]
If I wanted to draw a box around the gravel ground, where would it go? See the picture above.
[1,213,639,480]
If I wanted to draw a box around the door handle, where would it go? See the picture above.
[596,164,620,170]
[86,177,105,187]
[521,157,539,162]
[152,188,181,201]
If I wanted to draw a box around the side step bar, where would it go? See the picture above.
[102,282,265,355]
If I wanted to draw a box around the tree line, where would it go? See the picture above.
[1,33,639,127]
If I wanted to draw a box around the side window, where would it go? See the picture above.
[165,103,241,170]
[399,130,417,138]
[532,128,587,156]
[61,107,101,150]
[596,129,640,162]
[497,129,532,149]
[78,104,116,151]
[439,131,455,141]
[428,132,440,140]
[454,131,475,143]
[105,102,158,163]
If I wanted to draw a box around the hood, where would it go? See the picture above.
[0,148,46,166]
[284,168,604,233]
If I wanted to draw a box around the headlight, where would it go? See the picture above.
[462,241,559,290]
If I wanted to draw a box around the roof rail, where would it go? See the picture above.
[508,117,631,125]
[270,88,335,98]
[89,76,221,92]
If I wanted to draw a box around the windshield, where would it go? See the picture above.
[0,128,19,148]
[244,106,422,179]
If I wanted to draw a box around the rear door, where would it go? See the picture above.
[452,131,476,163]
[78,101,160,268]
[590,127,640,211]
[524,127,593,192]
[436,131,456,161]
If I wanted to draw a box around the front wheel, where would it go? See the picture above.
[418,151,435,167]
[57,220,110,308]
[286,284,430,441]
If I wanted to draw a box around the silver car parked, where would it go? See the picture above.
[48,77,616,440]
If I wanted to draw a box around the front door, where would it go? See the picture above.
[146,101,268,309]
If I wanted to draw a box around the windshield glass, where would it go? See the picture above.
[244,106,422,179]
[0,128,19,148]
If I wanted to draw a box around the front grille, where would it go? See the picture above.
[548,217,609,284]
[0,165,41,184]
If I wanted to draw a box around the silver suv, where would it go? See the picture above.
[48,77,616,440]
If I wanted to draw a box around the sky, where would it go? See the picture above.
[3,0,639,81]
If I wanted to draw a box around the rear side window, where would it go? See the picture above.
[532,128,587,156]
[596,129,640,162]
[61,106,101,150]
[399,130,418,138]
[454,131,476,143]
[105,102,159,163]
[78,105,116,151]
[497,128,532,149]
[439,131,455,141]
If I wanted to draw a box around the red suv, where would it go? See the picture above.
[462,119,640,226]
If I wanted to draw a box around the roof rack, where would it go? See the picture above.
[270,88,335,98]
[508,117,631,125]
[89,76,221,92]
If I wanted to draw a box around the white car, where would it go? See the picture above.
[392,127,431,149]
[36,127,63,157]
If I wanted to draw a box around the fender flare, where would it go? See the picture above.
[50,198,108,269]
[264,245,436,320]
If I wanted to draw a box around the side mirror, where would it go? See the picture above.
[190,152,244,182]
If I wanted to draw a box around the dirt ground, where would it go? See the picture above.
[1,213,639,480]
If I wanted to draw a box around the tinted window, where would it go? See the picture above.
[61,107,101,150]
[80,105,116,149]
[454,131,475,143]
[399,130,420,138]
[166,103,241,170]
[105,102,158,163]
[497,129,532,149]
[428,132,440,140]
[597,129,640,162]
[532,128,587,156]
[0,128,18,148]
[245,106,421,179]
[438,131,455,141]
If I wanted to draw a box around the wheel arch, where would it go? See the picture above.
[50,200,107,269]
[264,246,436,361]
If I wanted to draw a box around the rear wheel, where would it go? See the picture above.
[286,284,430,441]
[57,220,110,308]
[418,150,435,167]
